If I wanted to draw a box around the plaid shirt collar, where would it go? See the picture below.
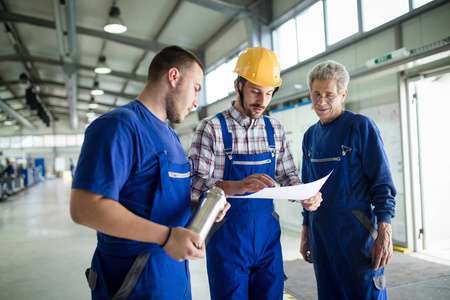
[229,101,265,128]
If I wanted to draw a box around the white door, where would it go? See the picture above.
[411,75,450,252]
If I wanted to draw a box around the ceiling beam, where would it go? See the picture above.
[0,54,148,82]
[0,11,199,55]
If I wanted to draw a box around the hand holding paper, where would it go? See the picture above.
[228,171,332,201]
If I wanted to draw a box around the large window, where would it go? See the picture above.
[297,1,326,61]
[413,0,433,8]
[0,134,84,149]
[226,57,238,93]
[273,19,298,70]
[362,0,409,32]
[205,54,240,104]
[326,0,359,45]
[272,0,434,71]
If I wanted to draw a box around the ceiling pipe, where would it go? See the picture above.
[53,0,77,57]
[0,100,37,130]
[62,63,78,130]
[54,0,78,130]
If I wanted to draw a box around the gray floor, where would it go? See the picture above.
[1,178,449,300]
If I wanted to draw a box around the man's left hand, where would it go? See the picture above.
[301,192,322,211]
[372,222,393,270]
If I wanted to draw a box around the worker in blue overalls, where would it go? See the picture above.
[189,47,323,300]
[300,60,396,299]
[71,46,229,300]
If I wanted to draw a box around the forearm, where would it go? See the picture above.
[216,174,275,197]
[216,180,239,197]
[378,221,392,237]
[70,188,169,245]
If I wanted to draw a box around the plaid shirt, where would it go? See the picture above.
[189,102,302,199]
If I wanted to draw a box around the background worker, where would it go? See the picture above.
[70,45,217,300]
[189,47,322,300]
[300,60,396,299]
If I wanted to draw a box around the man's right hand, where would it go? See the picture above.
[216,173,275,196]
[300,225,313,264]
[162,227,206,261]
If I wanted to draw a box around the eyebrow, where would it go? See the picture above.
[251,87,274,93]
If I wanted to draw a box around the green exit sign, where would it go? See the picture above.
[375,54,393,65]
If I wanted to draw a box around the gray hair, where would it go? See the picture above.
[307,60,350,93]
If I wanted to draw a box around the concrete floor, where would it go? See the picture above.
[1,178,449,300]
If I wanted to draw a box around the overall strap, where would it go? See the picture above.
[263,115,276,156]
[124,106,171,194]
[216,113,233,159]
[217,113,277,157]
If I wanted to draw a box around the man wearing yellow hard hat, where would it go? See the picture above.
[189,47,323,299]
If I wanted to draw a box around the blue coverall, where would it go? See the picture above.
[73,100,192,299]
[206,113,284,300]
[302,110,396,300]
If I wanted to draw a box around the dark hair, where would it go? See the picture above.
[147,45,205,83]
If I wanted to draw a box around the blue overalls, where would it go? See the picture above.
[206,113,284,300]
[304,116,387,299]
[86,107,192,300]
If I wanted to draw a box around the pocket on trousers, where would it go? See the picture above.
[85,268,98,290]
[373,274,386,290]
[271,211,280,223]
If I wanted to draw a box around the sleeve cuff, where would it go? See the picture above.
[302,210,310,226]
[376,213,392,224]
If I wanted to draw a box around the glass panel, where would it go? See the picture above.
[273,19,298,70]
[21,136,33,148]
[326,0,359,45]
[362,0,409,32]
[413,0,433,8]
[227,57,238,94]
[55,135,67,147]
[215,63,228,100]
[205,70,216,104]
[33,136,43,147]
[10,136,21,148]
[77,134,84,146]
[297,1,326,61]
[0,137,10,149]
[44,135,55,147]
[205,64,228,105]
[66,135,77,146]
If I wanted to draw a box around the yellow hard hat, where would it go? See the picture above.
[233,47,282,87]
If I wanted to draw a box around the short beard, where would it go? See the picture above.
[166,91,180,124]
[166,84,186,124]
[244,102,265,119]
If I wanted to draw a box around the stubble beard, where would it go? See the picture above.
[166,87,183,124]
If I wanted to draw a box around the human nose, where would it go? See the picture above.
[193,96,199,108]
[317,96,327,105]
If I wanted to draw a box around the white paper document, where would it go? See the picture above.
[228,170,333,201]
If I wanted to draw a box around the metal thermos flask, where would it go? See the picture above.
[187,187,226,247]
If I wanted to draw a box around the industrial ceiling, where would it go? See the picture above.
[0,0,272,132]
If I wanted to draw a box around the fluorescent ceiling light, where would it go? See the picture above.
[90,81,104,96]
[94,55,111,74]
[88,96,99,108]
[103,6,127,34]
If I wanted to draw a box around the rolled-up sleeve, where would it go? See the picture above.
[189,119,222,199]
